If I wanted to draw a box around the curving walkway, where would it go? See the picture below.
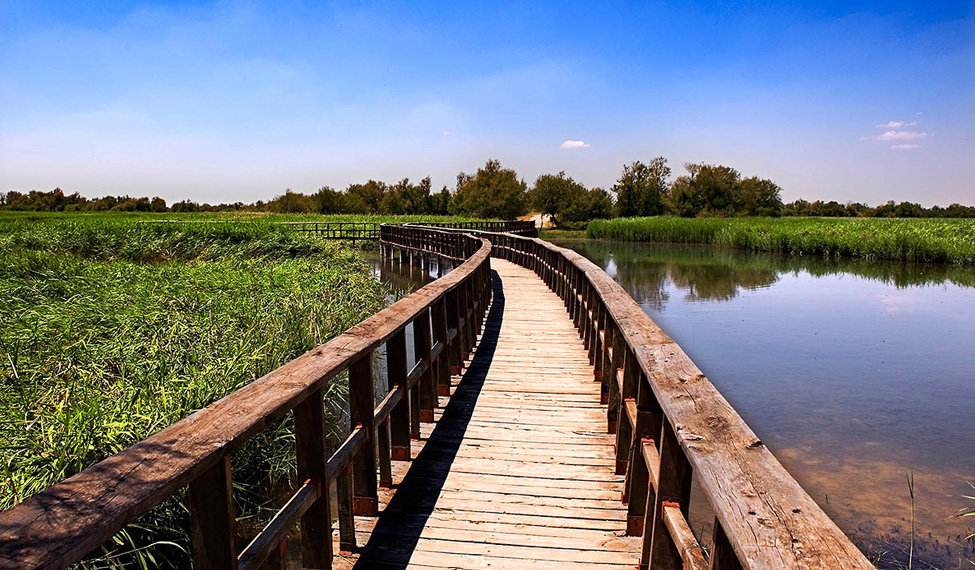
[334,259,640,569]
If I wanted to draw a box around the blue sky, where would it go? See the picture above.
[1,1,973,206]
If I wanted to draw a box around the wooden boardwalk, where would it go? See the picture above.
[335,259,640,569]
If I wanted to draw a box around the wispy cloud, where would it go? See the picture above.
[890,144,921,150]
[442,131,453,136]
[560,140,590,149]
[877,120,917,128]
[877,130,929,141]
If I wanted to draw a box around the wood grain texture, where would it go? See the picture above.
[335,260,640,569]
[483,231,875,570]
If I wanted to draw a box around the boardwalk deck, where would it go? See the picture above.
[334,259,641,569]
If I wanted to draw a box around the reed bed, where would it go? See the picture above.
[0,218,387,567]
[587,217,975,265]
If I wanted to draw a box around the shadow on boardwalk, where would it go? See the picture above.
[351,270,504,569]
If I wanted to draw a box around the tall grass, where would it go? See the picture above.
[587,217,975,265]
[0,219,387,567]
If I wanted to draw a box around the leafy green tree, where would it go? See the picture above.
[670,163,741,216]
[427,186,451,215]
[345,180,387,213]
[613,157,671,217]
[268,190,315,213]
[381,177,432,214]
[562,187,615,224]
[312,186,347,214]
[450,159,527,219]
[529,171,587,226]
[737,177,783,216]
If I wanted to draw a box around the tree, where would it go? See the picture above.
[450,159,527,219]
[613,157,670,217]
[529,171,587,226]
[670,163,741,217]
[427,186,451,215]
[737,177,783,216]
[268,189,315,213]
[312,186,347,214]
[345,180,387,213]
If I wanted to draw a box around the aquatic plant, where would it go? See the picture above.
[586,216,975,265]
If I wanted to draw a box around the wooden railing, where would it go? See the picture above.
[0,228,491,570]
[454,229,875,570]
[280,220,537,240]
[278,222,380,241]
[404,220,537,236]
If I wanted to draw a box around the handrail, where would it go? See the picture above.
[455,229,874,570]
[279,220,537,239]
[0,228,492,570]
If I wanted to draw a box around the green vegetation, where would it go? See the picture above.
[587,217,975,265]
[528,172,612,228]
[450,159,528,219]
[5,157,974,223]
[0,218,387,566]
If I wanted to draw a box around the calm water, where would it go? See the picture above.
[367,243,975,567]
[552,239,975,568]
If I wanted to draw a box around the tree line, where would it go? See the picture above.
[3,158,973,221]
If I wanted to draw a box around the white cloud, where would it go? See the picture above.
[443,131,453,136]
[877,130,929,141]
[890,144,921,150]
[560,140,590,149]
[877,120,917,128]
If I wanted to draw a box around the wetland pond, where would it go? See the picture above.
[370,242,975,568]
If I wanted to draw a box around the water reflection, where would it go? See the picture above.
[565,239,975,306]
[554,238,975,569]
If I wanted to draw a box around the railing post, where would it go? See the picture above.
[625,369,664,537]
[189,455,237,570]
[606,323,623,434]
[337,463,355,552]
[446,289,462,376]
[293,388,332,568]
[642,420,693,570]
[414,308,435,422]
[349,355,378,516]
[615,347,639,474]
[710,522,745,570]
[433,298,451,397]
[387,331,411,461]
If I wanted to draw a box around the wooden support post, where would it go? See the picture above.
[446,289,462,376]
[337,464,356,553]
[641,420,693,570]
[615,348,639,475]
[457,280,471,362]
[387,330,411,461]
[414,309,435,422]
[606,325,624,434]
[433,298,451,397]
[377,418,392,489]
[348,355,378,516]
[293,389,331,569]
[625,374,664,536]
[189,455,237,570]
[709,521,745,570]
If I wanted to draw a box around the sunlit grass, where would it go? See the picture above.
[0,218,387,568]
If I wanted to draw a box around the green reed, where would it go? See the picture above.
[586,217,975,265]
[0,218,387,568]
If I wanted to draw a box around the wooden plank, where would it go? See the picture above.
[327,258,637,568]
[501,235,875,569]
